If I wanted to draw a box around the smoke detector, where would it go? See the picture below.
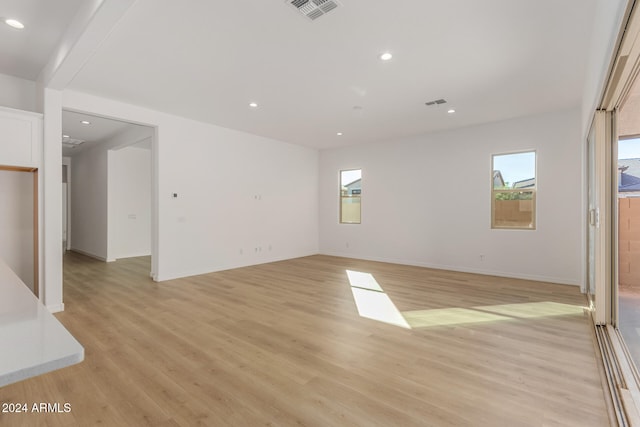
[286,0,340,21]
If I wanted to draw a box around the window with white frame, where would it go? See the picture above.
[491,151,536,229]
[340,169,361,224]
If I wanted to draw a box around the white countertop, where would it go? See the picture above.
[0,258,84,387]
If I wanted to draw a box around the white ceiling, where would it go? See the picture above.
[5,0,599,150]
[0,0,85,80]
[61,110,147,157]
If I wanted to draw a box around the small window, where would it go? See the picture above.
[492,151,536,229]
[340,169,361,224]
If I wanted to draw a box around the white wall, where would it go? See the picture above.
[0,170,34,291]
[103,126,153,262]
[109,142,151,260]
[41,88,64,312]
[63,90,319,281]
[319,109,583,286]
[0,73,37,112]
[153,114,319,280]
[70,141,109,260]
[71,126,152,261]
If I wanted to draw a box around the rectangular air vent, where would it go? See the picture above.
[425,99,447,106]
[286,0,340,21]
[61,137,85,146]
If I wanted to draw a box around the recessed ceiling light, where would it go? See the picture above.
[337,132,343,136]
[447,109,456,114]
[380,52,393,61]
[80,120,91,125]
[249,102,258,108]
[5,19,24,29]
[62,134,69,138]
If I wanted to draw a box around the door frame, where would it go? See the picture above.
[0,165,39,297]
[588,1,640,423]
[591,111,615,325]
[62,107,158,280]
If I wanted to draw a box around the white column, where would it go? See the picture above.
[42,88,64,312]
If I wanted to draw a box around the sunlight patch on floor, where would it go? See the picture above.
[346,270,383,292]
[346,270,585,329]
[403,307,509,328]
[477,301,584,318]
[350,286,410,328]
[403,302,584,328]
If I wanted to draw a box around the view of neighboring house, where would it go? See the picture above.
[619,158,640,194]
[344,178,361,195]
[513,178,536,189]
[493,170,505,188]
[492,170,535,189]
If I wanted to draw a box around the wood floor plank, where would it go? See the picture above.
[0,253,610,426]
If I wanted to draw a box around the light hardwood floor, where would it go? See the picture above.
[0,253,609,426]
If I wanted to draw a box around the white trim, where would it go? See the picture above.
[320,251,581,286]
[155,252,319,282]
[46,303,65,313]
[115,252,152,260]
[69,248,109,262]
[594,111,612,325]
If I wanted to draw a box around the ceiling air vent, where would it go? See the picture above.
[61,137,85,148]
[425,99,447,106]
[286,0,340,21]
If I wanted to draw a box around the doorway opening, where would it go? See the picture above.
[61,110,156,280]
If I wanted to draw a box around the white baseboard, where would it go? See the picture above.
[115,252,151,260]
[155,251,319,282]
[69,248,108,262]
[47,303,65,313]
[319,251,581,287]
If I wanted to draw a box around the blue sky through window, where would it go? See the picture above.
[341,169,361,186]
[493,151,535,186]
[619,138,640,159]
